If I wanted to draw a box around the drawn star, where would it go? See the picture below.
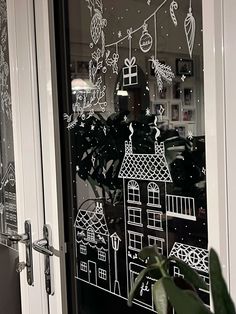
[147,0,151,5]
[202,167,206,175]
[181,74,186,82]
[118,31,122,38]
[91,125,95,130]
[80,122,85,128]
[124,115,128,122]
[145,108,151,116]
[187,131,193,140]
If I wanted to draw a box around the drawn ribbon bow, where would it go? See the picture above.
[124,57,136,68]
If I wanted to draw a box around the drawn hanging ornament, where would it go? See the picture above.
[90,9,107,44]
[139,22,153,53]
[170,0,178,26]
[123,57,138,87]
[184,0,196,58]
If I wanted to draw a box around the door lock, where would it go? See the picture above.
[1,220,34,286]
[33,225,54,295]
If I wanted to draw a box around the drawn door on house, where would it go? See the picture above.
[56,0,209,313]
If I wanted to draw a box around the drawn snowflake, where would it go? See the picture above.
[145,108,151,116]
[118,31,122,38]
[187,131,193,140]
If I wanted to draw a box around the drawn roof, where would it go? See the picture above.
[0,163,15,190]
[74,203,109,236]
[118,142,172,182]
[169,242,208,273]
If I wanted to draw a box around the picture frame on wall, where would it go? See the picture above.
[153,102,169,120]
[170,103,181,122]
[172,81,181,99]
[176,58,193,77]
[182,109,195,122]
[184,88,193,106]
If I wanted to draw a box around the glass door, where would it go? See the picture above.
[0,0,21,313]
[56,0,209,312]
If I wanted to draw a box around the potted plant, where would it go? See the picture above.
[128,246,235,314]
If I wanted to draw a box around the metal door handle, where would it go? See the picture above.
[33,238,53,256]
[1,221,34,286]
[32,225,54,295]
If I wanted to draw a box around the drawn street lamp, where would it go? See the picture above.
[110,232,121,295]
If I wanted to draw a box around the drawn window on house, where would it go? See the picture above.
[127,180,140,204]
[98,268,107,280]
[128,207,142,226]
[148,236,164,254]
[147,182,160,207]
[80,261,87,272]
[87,227,95,242]
[147,210,163,230]
[80,244,87,255]
[173,266,184,278]
[98,250,106,261]
[128,231,143,252]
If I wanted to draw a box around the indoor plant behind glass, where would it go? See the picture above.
[128,246,236,314]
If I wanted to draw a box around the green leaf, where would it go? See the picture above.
[170,256,208,291]
[138,246,163,262]
[153,278,168,314]
[210,248,236,314]
[128,264,160,306]
[162,277,213,314]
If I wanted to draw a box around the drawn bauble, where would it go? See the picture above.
[139,30,153,53]
[90,11,102,44]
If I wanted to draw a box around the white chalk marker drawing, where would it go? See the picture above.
[140,281,150,296]
[187,130,193,140]
[123,115,128,122]
[181,74,186,82]
[106,49,119,75]
[158,105,165,121]
[169,242,208,273]
[169,0,178,26]
[147,0,151,5]
[0,163,17,250]
[139,23,153,53]
[184,0,196,58]
[145,108,151,116]
[123,29,138,87]
[149,56,175,92]
[166,194,196,221]
[75,202,111,291]
[103,126,107,135]
[118,31,122,38]
[102,167,106,178]
[111,233,121,295]
[202,167,206,176]
[0,1,12,120]
[91,156,96,167]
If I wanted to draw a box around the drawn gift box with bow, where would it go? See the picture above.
[122,57,138,87]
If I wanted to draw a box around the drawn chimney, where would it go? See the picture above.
[125,123,134,155]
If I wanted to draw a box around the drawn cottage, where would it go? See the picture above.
[74,202,111,291]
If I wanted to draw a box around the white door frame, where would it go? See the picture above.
[7,0,48,313]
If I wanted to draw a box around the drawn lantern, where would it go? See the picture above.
[139,23,153,53]
[111,232,121,295]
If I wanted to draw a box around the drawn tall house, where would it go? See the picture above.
[118,129,197,310]
[74,202,111,291]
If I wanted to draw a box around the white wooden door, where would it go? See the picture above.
[6,0,66,313]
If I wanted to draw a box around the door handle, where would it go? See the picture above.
[0,220,34,286]
[32,225,54,295]
[33,238,53,256]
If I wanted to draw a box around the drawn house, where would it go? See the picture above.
[118,125,197,311]
[169,243,210,306]
[0,163,17,235]
[74,202,111,291]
